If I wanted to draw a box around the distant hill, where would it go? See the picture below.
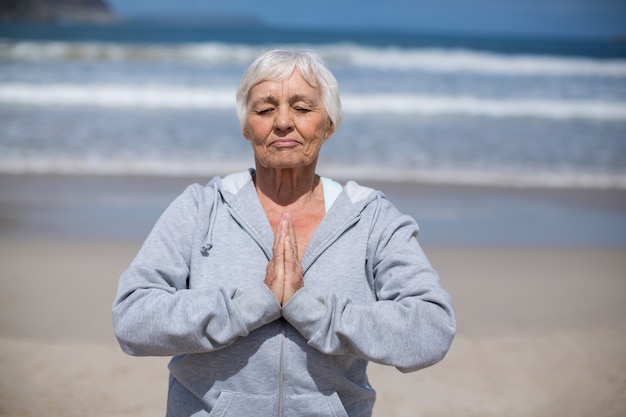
[128,13,267,28]
[0,0,116,22]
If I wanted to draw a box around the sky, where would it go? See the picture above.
[104,0,626,39]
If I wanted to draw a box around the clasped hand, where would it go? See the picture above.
[264,212,304,306]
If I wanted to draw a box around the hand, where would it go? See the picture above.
[264,212,304,306]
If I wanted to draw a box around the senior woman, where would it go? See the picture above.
[113,49,455,417]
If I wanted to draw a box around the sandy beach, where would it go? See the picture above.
[1,174,625,416]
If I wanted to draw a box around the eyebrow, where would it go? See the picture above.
[249,97,278,108]
[249,93,319,108]
[290,94,320,107]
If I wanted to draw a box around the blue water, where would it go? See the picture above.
[1,21,626,188]
[2,21,626,57]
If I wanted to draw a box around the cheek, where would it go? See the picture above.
[309,119,331,141]
[243,119,267,142]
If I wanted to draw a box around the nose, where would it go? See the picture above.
[274,106,293,133]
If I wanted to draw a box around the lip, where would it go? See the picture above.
[271,139,300,148]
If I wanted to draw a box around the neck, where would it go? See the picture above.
[254,162,319,207]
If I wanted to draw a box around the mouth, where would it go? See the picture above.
[271,139,300,148]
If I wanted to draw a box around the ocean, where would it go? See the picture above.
[1,21,626,189]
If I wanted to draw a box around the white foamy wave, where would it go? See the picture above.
[326,45,626,77]
[2,40,625,78]
[1,156,624,189]
[0,83,235,108]
[3,83,626,121]
[0,40,265,64]
[342,94,626,120]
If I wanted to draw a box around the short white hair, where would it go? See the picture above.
[236,49,343,131]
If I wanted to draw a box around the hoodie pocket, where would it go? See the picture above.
[284,392,349,417]
[208,391,275,417]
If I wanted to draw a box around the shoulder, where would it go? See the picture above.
[175,181,215,207]
[342,180,401,216]
[341,180,383,206]
[344,181,418,238]
[175,169,253,203]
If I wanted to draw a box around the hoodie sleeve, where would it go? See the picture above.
[112,183,281,357]
[282,201,456,373]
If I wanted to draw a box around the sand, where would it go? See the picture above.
[1,241,625,416]
[1,174,625,416]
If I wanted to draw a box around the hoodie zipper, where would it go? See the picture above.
[226,204,284,415]
[278,323,286,417]
[278,215,359,416]
[227,203,362,416]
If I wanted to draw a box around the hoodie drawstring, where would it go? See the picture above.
[200,184,220,257]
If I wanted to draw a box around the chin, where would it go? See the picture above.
[262,157,317,170]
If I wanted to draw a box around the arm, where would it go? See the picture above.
[112,184,281,357]
[282,206,455,373]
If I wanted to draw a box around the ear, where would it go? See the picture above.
[324,119,335,140]
[242,127,251,141]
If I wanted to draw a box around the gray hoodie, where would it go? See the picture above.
[113,169,455,417]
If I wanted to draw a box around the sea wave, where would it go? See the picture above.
[323,45,626,77]
[341,94,626,120]
[2,83,625,121]
[2,40,626,77]
[1,155,624,189]
[0,83,235,109]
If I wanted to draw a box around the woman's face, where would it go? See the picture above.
[243,70,334,171]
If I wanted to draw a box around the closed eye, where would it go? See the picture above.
[255,107,275,116]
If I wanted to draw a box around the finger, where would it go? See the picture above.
[284,212,299,259]
[265,217,287,302]
[282,233,304,305]
[264,250,282,294]
[284,233,296,268]
[281,214,298,274]
[273,213,286,252]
